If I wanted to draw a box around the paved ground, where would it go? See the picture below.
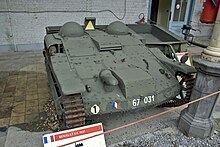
[1,45,220,146]
[0,129,7,147]
[4,127,50,147]
[0,51,50,128]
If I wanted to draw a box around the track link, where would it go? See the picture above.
[62,94,86,128]
[159,73,195,107]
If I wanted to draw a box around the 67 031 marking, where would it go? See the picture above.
[132,95,155,107]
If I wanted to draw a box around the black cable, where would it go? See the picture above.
[0,0,127,20]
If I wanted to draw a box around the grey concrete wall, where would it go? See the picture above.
[191,0,214,45]
[0,0,149,52]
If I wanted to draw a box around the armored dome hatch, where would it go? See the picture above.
[59,22,84,37]
[106,21,129,35]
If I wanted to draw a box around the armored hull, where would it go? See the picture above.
[43,20,196,128]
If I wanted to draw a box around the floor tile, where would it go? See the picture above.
[0,106,12,119]
[26,99,38,107]
[14,96,26,102]
[12,102,26,114]
[37,88,49,95]
[26,94,38,100]
[7,81,17,85]
[38,98,49,106]
[15,90,26,97]
[4,86,16,93]
[16,86,26,91]
[10,115,25,125]
[1,97,14,103]
[26,106,39,114]
[11,110,25,117]
[2,92,15,98]
[38,93,50,99]
[37,83,49,89]
[26,90,38,95]
[25,113,39,123]
[0,85,5,94]
[0,102,13,108]
[0,118,10,127]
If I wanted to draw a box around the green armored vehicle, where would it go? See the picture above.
[43,19,196,128]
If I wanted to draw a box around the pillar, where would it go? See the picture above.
[178,6,220,138]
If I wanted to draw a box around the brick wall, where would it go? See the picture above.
[0,0,149,51]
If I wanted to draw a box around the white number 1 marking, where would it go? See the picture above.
[91,104,100,114]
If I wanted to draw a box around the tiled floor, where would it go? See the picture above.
[0,51,50,127]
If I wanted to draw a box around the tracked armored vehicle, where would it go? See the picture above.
[43,19,196,128]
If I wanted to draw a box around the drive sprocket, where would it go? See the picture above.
[159,72,195,107]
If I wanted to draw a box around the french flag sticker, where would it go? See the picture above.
[43,135,55,144]
[112,102,121,109]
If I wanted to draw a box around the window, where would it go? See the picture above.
[173,0,188,22]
